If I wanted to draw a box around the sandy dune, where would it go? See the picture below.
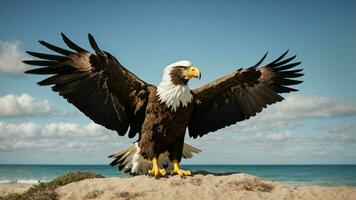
[0,183,32,197]
[55,172,356,200]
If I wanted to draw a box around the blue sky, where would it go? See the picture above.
[0,0,355,164]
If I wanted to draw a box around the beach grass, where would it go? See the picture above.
[0,171,105,200]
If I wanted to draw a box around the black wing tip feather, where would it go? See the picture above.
[24,68,35,74]
[269,50,303,71]
[38,40,46,45]
[254,50,303,74]
[277,49,289,59]
[38,40,75,55]
[25,51,35,56]
[251,51,268,68]
[25,51,43,58]
[25,51,68,61]
[268,50,290,66]
[61,33,88,53]
[38,40,52,48]
[22,60,57,66]
[283,49,289,56]
[88,33,105,56]
[24,33,90,75]
[88,33,94,39]
[60,32,68,38]
[24,67,54,75]
[263,50,304,94]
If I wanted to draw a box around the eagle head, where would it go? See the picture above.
[157,60,201,111]
[163,60,201,86]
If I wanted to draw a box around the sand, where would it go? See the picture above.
[1,172,355,200]
[54,171,356,200]
[0,183,32,197]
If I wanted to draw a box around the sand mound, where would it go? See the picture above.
[56,171,356,200]
[0,183,32,197]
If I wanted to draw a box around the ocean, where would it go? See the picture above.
[0,165,355,186]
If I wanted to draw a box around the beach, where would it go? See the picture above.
[0,183,32,197]
[2,172,356,200]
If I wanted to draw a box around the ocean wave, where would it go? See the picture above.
[0,179,48,184]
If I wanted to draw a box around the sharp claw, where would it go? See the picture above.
[171,160,191,177]
[147,168,166,177]
[159,169,167,176]
[171,169,191,177]
[147,157,166,178]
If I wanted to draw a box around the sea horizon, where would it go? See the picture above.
[1,164,356,166]
[1,164,356,187]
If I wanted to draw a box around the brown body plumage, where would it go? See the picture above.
[140,86,194,162]
[24,33,303,176]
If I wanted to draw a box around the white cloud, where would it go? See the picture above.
[1,94,356,164]
[219,94,356,146]
[0,93,68,118]
[0,122,40,138]
[0,40,28,76]
[261,94,356,121]
[187,121,356,164]
[186,94,356,164]
[222,94,356,134]
[313,123,356,143]
[0,121,129,152]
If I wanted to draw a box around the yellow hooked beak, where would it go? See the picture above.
[183,66,201,80]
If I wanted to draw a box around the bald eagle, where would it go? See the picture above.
[24,33,303,177]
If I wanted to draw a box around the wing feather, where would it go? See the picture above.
[268,50,289,65]
[22,60,58,66]
[274,62,301,71]
[24,33,150,137]
[61,33,88,53]
[38,40,75,55]
[188,51,303,138]
[25,51,68,60]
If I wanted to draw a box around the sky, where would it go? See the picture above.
[0,0,356,165]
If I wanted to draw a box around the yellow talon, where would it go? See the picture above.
[147,157,166,177]
[171,160,191,176]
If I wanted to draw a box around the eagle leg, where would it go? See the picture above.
[171,160,191,176]
[147,156,166,177]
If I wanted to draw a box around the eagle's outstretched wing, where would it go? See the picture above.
[188,51,303,138]
[24,33,150,138]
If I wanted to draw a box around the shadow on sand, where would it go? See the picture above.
[192,170,241,176]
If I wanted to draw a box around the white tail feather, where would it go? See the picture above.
[109,143,201,175]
